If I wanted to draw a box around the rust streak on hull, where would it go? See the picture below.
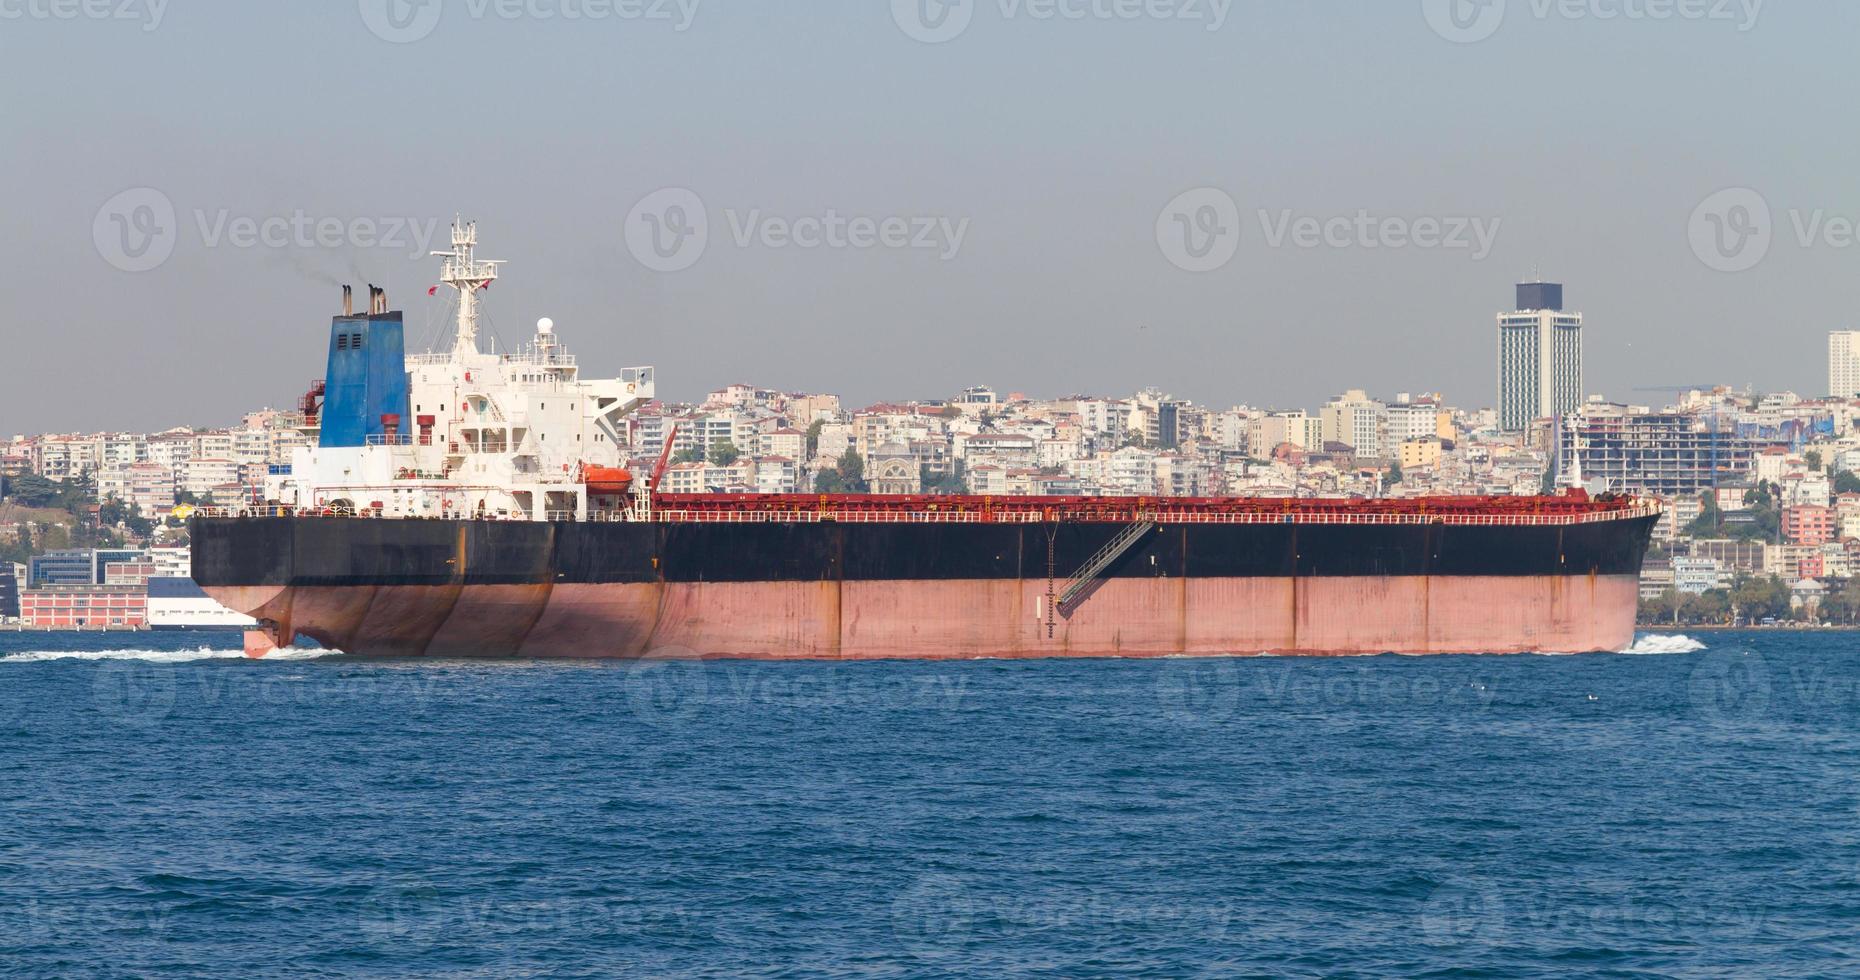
[211,575,1642,660]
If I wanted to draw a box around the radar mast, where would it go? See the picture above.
[431,218,504,356]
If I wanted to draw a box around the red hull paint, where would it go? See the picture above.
[218,575,1640,660]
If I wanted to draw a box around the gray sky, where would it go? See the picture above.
[2,0,1853,435]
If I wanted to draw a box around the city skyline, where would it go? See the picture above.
[1,345,1829,445]
[5,3,1859,434]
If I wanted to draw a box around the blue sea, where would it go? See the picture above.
[1,631,1857,977]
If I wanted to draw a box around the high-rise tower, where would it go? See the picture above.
[1497,281,1583,433]
[1829,331,1860,398]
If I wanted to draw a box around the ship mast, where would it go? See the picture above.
[431,218,504,357]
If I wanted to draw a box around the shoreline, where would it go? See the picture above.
[1639,624,1851,631]
[0,625,150,633]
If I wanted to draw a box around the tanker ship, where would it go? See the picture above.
[192,221,1660,659]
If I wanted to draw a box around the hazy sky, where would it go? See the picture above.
[3,0,1855,435]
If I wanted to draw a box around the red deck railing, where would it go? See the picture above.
[190,492,1663,527]
[650,492,1663,527]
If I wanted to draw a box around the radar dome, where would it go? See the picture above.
[536,317,555,334]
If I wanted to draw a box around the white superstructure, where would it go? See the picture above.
[266,221,657,520]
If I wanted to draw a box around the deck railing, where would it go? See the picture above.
[650,504,1661,527]
[188,500,1662,527]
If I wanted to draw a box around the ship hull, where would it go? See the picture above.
[210,575,1642,659]
[194,514,1656,659]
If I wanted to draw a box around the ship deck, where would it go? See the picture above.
[649,493,1662,526]
[194,493,1661,527]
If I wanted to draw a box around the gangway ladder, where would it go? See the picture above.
[1055,520,1157,614]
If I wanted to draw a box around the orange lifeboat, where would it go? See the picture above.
[584,466,635,496]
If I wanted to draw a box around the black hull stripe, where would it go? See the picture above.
[192,516,1658,587]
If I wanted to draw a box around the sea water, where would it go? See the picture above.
[0,630,1856,976]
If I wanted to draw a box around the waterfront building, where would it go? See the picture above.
[1791,578,1828,614]
[103,560,158,587]
[1250,411,1314,457]
[180,458,240,500]
[31,437,99,480]
[1652,494,1705,543]
[28,551,97,588]
[759,428,806,460]
[676,412,755,460]
[1386,395,1451,445]
[100,434,147,469]
[1639,560,1675,600]
[1835,493,1860,540]
[1074,398,1133,441]
[146,432,197,469]
[147,547,191,578]
[1558,408,1754,498]
[96,462,177,515]
[1498,281,1583,432]
[19,585,146,629]
[968,463,1007,494]
[1132,389,1190,449]
[1320,390,1388,458]
[1783,469,1833,508]
[1752,447,1793,485]
[868,443,922,495]
[1831,331,1860,398]
[1783,505,1836,546]
[1672,556,1725,595]
[1399,438,1445,471]
[751,456,800,494]
[951,386,1000,417]
[27,549,145,587]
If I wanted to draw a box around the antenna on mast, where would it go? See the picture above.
[430,217,505,356]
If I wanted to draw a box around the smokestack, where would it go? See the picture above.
[342,285,353,317]
[378,286,387,314]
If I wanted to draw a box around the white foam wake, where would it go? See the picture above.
[1620,633,1709,655]
[0,647,340,664]
[1,647,246,664]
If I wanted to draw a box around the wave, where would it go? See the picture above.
[1620,634,1709,655]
